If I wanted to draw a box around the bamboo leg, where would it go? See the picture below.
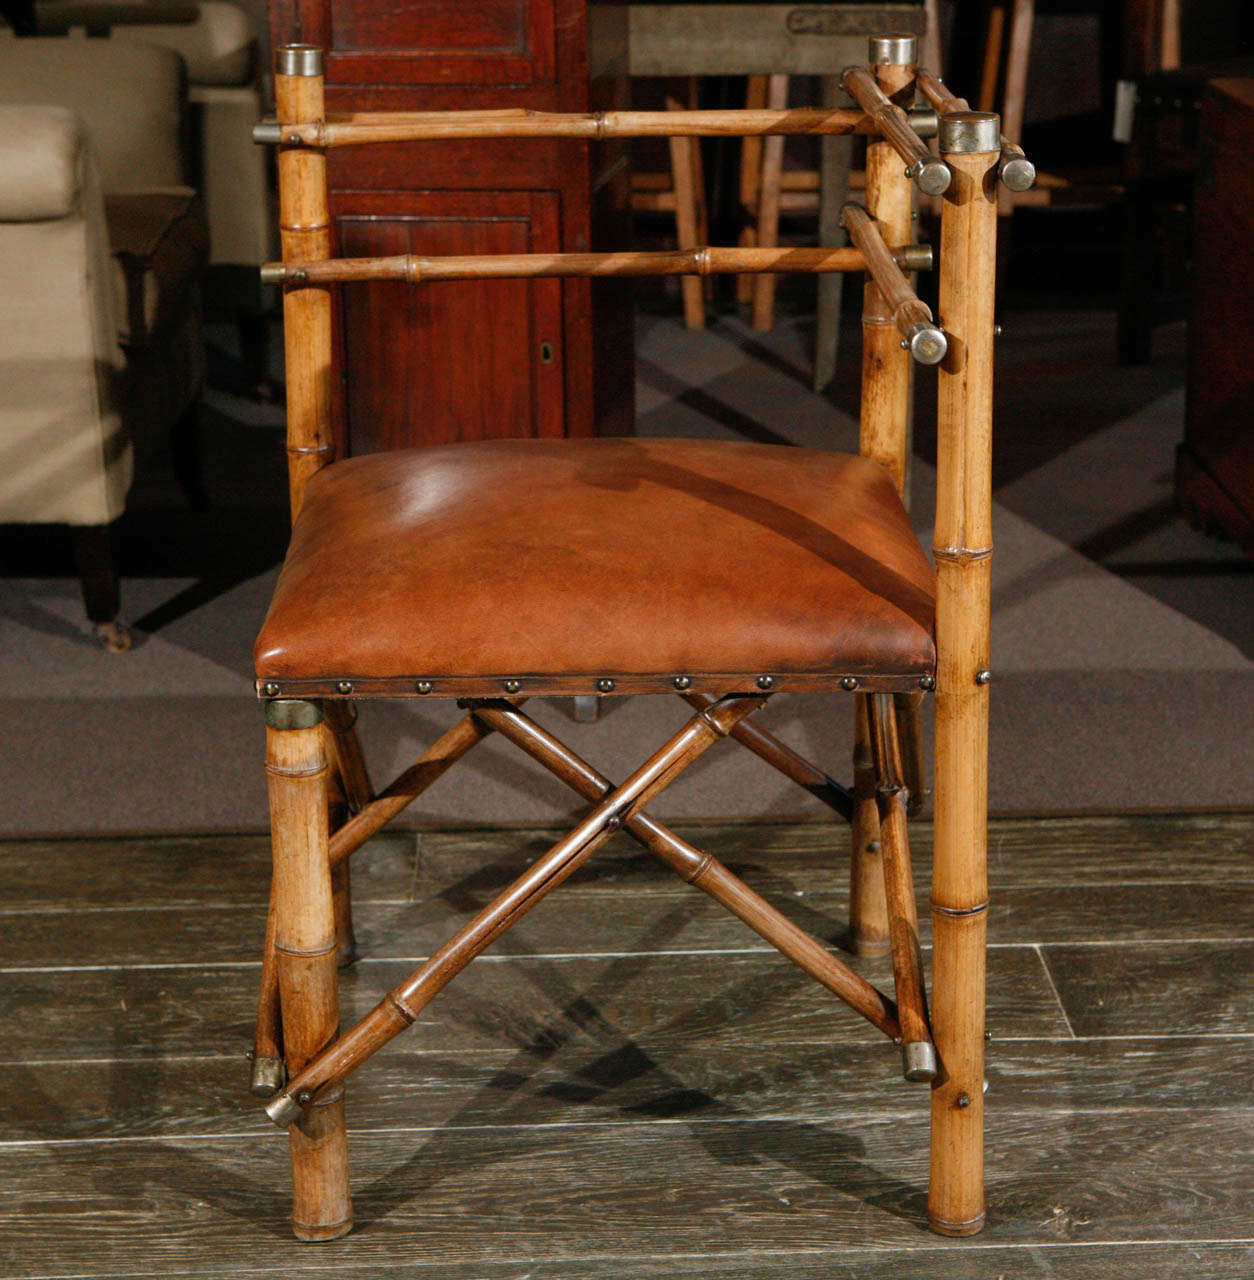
[250,882,284,1096]
[849,694,888,955]
[666,87,705,329]
[752,74,788,331]
[266,700,351,1241]
[866,694,935,1081]
[264,694,767,1123]
[1002,0,1034,147]
[894,691,928,816]
[928,113,999,1238]
[472,700,900,1039]
[737,74,768,303]
[978,6,1006,113]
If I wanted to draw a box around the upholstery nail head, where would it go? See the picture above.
[596,678,615,693]
[297,1090,313,1105]
[975,669,992,685]
[841,676,859,691]
[336,680,353,694]
[673,675,692,690]
[261,682,280,697]
[503,679,522,693]
[756,674,775,690]
[919,675,936,691]
[415,680,432,694]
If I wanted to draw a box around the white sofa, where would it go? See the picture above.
[0,38,208,648]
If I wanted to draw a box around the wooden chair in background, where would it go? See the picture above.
[249,36,1026,1242]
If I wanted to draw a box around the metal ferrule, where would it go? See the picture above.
[250,1056,286,1098]
[252,120,282,146]
[264,698,324,731]
[868,34,917,66]
[275,44,323,78]
[899,244,933,272]
[906,155,952,196]
[1000,153,1037,191]
[939,110,1001,155]
[259,263,287,286]
[265,1092,305,1127]
[907,322,948,365]
[902,1041,938,1082]
[907,107,939,139]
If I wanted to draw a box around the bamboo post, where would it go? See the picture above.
[666,84,706,329]
[849,36,919,959]
[275,45,334,521]
[929,109,999,1238]
[265,698,351,1241]
[736,75,768,302]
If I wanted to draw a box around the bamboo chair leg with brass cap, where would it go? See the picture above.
[265,697,352,1242]
[248,36,1012,1244]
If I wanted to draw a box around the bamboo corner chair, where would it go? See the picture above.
[249,36,1023,1243]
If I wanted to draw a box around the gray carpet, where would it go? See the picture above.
[0,304,1249,835]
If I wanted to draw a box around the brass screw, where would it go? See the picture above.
[756,674,775,690]
[840,676,859,691]
[975,669,992,685]
[336,680,353,695]
[415,680,432,694]
[673,676,692,690]
[503,679,521,694]
[596,678,615,693]
[606,815,622,831]
[262,682,280,698]
[956,1092,971,1108]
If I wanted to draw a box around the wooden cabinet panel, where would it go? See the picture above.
[334,191,566,452]
[271,0,626,451]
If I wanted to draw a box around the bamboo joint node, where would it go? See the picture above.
[932,544,994,563]
[930,900,989,917]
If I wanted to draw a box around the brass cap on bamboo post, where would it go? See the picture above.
[250,1055,286,1097]
[275,44,323,77]
[906,321,948,366]
[939,111,1001,154]
[266,1092,305,1127]
[902,1041,939,1082]
[999,153,1037,191]
[868,34,917,66]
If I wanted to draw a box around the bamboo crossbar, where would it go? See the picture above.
[842,204,946,364]
[915,69,1035,191]
[270,107,909,147]
[471,701,900,1040]
[681,691,853,820]
[265,695,768,1123]
[841,66,950,195]
[261,244,935,289]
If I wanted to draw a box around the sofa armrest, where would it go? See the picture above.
[0,106,88,222]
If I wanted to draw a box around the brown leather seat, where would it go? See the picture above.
[255,436,936,694]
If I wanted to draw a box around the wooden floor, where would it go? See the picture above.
[1,813,1251,1278]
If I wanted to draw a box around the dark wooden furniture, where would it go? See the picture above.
[249,37,1016,1244]
[1179,77,1254,548]
[268,0,631,451]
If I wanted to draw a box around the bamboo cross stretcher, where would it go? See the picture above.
[250,34,1021,1242]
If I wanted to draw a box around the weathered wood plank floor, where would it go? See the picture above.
[1,813,1251,1278]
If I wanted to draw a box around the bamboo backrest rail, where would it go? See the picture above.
[256,105,943,148]
[261,242,931,285]
[840,204,946,363]
[916,69,1036,192]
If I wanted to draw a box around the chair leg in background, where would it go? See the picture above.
[266,699,352,1241]
[72,523,130,652]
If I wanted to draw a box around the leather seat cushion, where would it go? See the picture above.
[255,437,937,685]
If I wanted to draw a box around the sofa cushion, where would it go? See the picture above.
[0,106,86,221]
